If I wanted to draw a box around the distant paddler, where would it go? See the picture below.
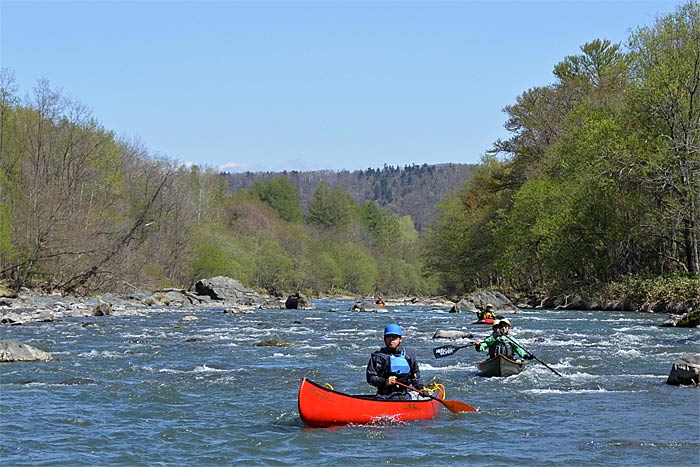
[474,318,532,362]
[476,303,496,321]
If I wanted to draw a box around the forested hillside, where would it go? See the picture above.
[424,2,700,302]
[0,73,443,296]
[224,163,475,231]
[1,2,697,304]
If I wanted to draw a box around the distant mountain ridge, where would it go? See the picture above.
[223,163,476,230]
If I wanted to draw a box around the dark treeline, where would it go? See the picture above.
[1,2,698,302]
[224,163,475,232]
[424,2,700,300]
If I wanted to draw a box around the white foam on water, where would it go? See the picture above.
[546,338,590,347]
[527,387,611,394]
[193,364,228,373]
[298,343,335,351]
[78,350,124,359]
[422,361,473,372]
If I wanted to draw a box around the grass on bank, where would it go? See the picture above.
[602,274,700,305]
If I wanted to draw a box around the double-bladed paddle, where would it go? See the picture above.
[432,343,475,359]
[394,380,478,413]
[432,333,563,377]
[501,334,563,377]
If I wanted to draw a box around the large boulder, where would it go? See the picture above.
[450,291,519,314]
[660,309,700,328]
[432,329,473,339]
[0,339,52,362]
[667,353,700,386]
[194,276,261,305]
[285,293,314,310]
[0,282,17,299]
[350,301,388,313]
[538,294,601,310]
[1,309,55,325]
[92,303,112,316]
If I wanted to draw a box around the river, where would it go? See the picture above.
[1,299,698,466]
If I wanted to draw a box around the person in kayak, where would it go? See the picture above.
[477,303,496,321]
[366,323,424,400]
[474,318,533,362]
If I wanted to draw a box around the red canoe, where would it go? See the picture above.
[472,318,495,325]
[298,378,445,428]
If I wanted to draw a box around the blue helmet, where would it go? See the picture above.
[384,323,403,337]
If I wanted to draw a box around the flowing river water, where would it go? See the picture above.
[1,299,698,466]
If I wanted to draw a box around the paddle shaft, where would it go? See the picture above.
[393,381,477,413]
[502,334,563,377]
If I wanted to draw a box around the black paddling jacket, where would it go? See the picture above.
[366,345,424,396]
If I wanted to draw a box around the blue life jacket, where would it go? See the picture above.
[390,350,411,376]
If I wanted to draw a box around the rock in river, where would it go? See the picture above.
[667,353,700,386]
[0,339,52,362]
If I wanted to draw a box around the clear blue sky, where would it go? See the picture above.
[0,1,682,173]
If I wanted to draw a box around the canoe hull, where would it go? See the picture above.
[472,318,495,325]
[477,355,526,377]
[298,378,444,428]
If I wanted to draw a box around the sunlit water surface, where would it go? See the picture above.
[1,300,698,466]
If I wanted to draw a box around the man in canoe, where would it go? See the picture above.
[366,323,425,400]
[474,318,533,362]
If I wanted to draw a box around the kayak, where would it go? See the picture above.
[298,378,445,428]
[472,318,495,325]
[477,355,527,377]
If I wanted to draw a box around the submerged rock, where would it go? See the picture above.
[255,339,296,347]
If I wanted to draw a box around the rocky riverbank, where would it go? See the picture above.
[517,293,699,328]
[1,276,697,328]
[0,276,455,325]
[2,277,698,385]
[0,276,284,325]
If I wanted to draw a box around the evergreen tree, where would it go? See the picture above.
[252,176,303,223]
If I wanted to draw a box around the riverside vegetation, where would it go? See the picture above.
[0,3,698,312]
